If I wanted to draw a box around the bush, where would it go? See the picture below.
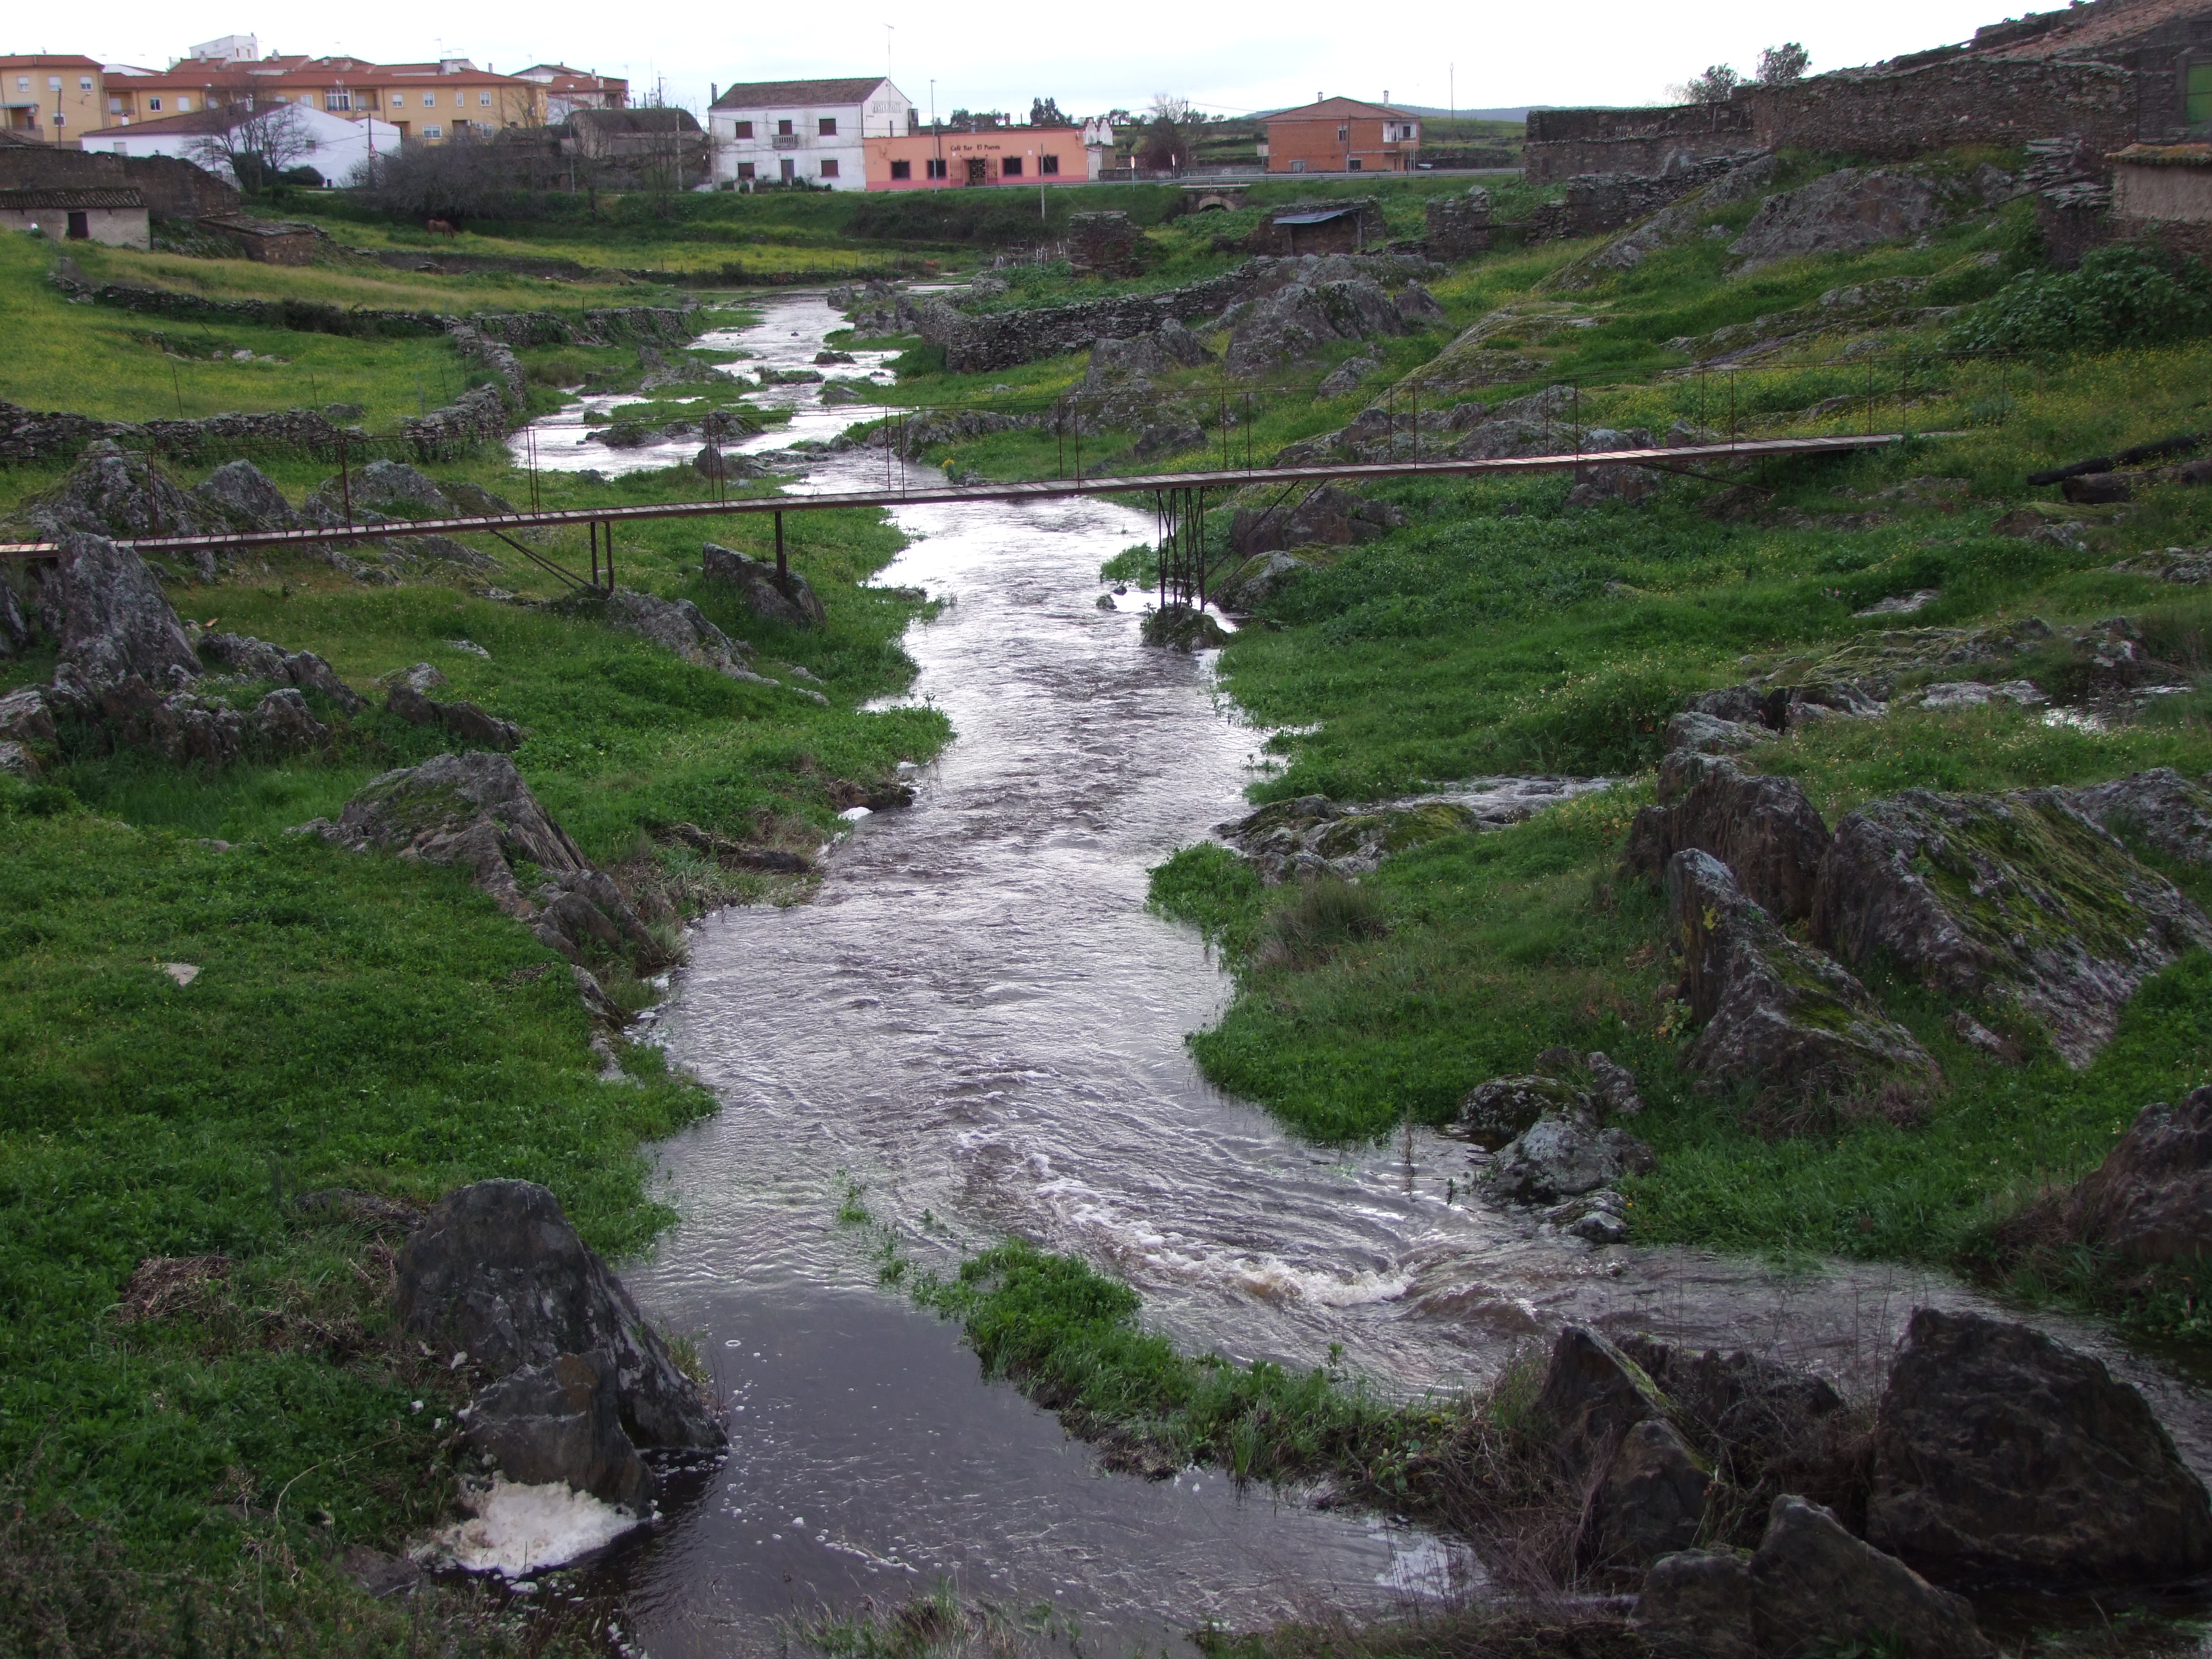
[1259,875,1388,968]
[1944,245,2212,354]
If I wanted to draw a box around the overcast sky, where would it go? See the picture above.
[52,0,2010,118]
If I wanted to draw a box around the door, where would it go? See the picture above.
[66,211,89,240]
[965,157,987,185]
[780,158,796,182]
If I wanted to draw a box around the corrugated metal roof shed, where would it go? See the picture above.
[1271,207,1357,224]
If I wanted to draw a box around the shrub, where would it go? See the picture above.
[1258,875,1387,968]
[1944,245,2212,354]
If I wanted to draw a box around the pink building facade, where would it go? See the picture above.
[862,124,1106,190]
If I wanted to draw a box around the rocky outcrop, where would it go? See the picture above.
[198,632,365,713]
[2063,767,2212,868]
[1639,1501,1992,1658]
[1218,795,1476,885]
[1140,605,1230,652]
[1480,1109,1654,1202]
[2070,1086,2212,1264]
[1625,755,1831,922]
[191,459,308,531]
[1458,1074,1590,1149]
[0,686,56,748]
[701,543,827,630]
[1225,279,1407,378]
[387,682,524,751]
[464,1350,653,1513]
[1228,485,1404,560]
[1866,1308,2212,1588]
[1663,710,1777,757]
[44,531,202,694]
[397,1180,724,1454]
[1592,1419,1712,1570]
[1728,168,1955,274]
[1536,1325,1672,1480]
[601,588,772,682]
[28,440,210,551]
[1670,849,1940,1117]
[1810,789,2212,1067]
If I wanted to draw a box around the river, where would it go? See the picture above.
[513,291,2212,1656]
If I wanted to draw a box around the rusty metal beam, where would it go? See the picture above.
[0,433,1920,561]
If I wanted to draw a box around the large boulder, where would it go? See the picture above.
[0,685,56,747]
[1810,789,2212,1067]
[1670,849,1940,1117]
[2072,1085,2212,1263]
[1620,1336,1846,1488]
[1228,484,1404,558]
[199,632,365,713]
[1633,1548,1759,1658]
[1481,1109,1654,1202]
[700,543,826,630]
[2065,767,2212,868]
[601,588,770,681]
[387,681,524,751]
[29,440,210,547]
[463,1349,653,1512]
[1866,1308,2212,1588]
[250,687,329,751]
[45,532,202,696]
[1590,1418,1712,1570]
[1225,279,1406,378]
[1457,1073,1589,1149]
[1082,320,1212,390]
[1662,710,1777,758]
[192,459,305,531]
[1728,169,1953,273]
[1748,1496,1991,1657]
[396,1180,723,1449]
[1624,756,1831,923]
[1534,1325,1671,1480]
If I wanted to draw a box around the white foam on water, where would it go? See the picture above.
[418,1477,643,1577]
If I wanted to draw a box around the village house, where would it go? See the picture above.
[85,101,399,186]
[862,122,1109,190]
[0,184,148,245]
[2,56,107,142]
[1259,96,1421,175]
[511,65,628,122]
[708,77,915,188]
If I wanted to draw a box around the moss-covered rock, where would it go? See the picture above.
[1810,787,2212,1067]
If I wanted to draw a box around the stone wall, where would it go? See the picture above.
[0,148,238,221]
[0,400,357,465]
[1425,190,1493,260]
[913,266,1260,373]
[1527,58,2142,184]
[1068,213,1141,275]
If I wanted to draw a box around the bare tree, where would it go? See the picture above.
[190,100,315,192]
[1755,43,1811,85]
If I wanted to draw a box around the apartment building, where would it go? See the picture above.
[1260,97,1421,173]
[709,77,915,188]
[512,65,628,122]
[2,55,106,141]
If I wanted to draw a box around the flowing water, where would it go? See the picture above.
[519,293,2212,1654]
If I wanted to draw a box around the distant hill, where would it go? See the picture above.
[1395,105,1540,122]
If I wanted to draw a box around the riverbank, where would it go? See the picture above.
[0,269,946,1647]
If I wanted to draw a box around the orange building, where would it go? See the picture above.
[2,56,107,142]
[103,54,558,144]
[863,125,1102,190]
[1259,97,1419,174]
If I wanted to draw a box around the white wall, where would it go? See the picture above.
[710,79,912,190]
[92,106,399,188]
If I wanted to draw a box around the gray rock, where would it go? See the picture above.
[0,685,56,746]
[529,868,665,969]
[1671,849,1940,1116]
[335,1544,422,1600]
[1228,484,1404,558]
[1811,789,2212,1067]
[1535,1325,1671,1480]
[571,963,627,1026]
[1395,281,1445,323]
[251,687,328,751]
[1211,550,1310,609]
[29,441,210,548]
[1459,1073,1589,1149]
[1633,1548,1758,1658]
[1619,1336,1846,1487]
[1083,321,1213,390]
[1592,1418,1711,1570]
[387,681,524,751]
[601,588,763,679]
[0,740,41,779]
[1868,1308,2212,1588]
[464,1349,653,1512]
[1225,278,1406,378]
[1749,1495,1992,1658]
[199,632,365,714]
[1133,421,1206,463]
[1316,354,1380,398]
[191,460,304,531]
[1587,1051,1644,1116]
[1624,756,1832,923]
[2073,1085,2212,1264]
[1730,169,1953,273]
[395,662,447,694]
[333,459,452,514]
[395,1180,723,1449]
[1218,794,1476,885]
[2065,767,2212,868]
[701,543,827,630]
[1483,1109,1655,1202]
[47,532,202,696]
[0,579,26,656]
[313,750,587,916]
[142,690,248,766]
[1662,710,1776,757]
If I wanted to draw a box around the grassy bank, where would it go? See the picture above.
[2,338,946,1646]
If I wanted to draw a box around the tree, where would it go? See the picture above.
[1028,96,1067,127]
[1677,64,1741,104]
[1138,93,1196,172]
[1755,43,1811,84]
[190,100,315,192]
[1149,93,1196,127]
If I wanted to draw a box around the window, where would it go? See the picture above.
[890,158,911,179]
[1346,157,1361,170]
[423,124,442,138]
[820,157,839,177]
[176,96,190,111]
[53,112,65,126]
[734,119,753,137]
[1039,153,1059,175]
[777,118,793,135]
[108,97,120,112]
[1289,157,1306,173]
[737,161,756,179]
[2190,62,2212,127]
[391,93,405,107]
[818,116,836,135]
[1001,156,1022,176]
[480,90,491,105]
[328,92,351,110]
[79,76,93,90]
[148,96,162,111]
[48,76,62,91]
[13,78,26,92]
[1337,124,1347,141]
[926,156,947,179]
